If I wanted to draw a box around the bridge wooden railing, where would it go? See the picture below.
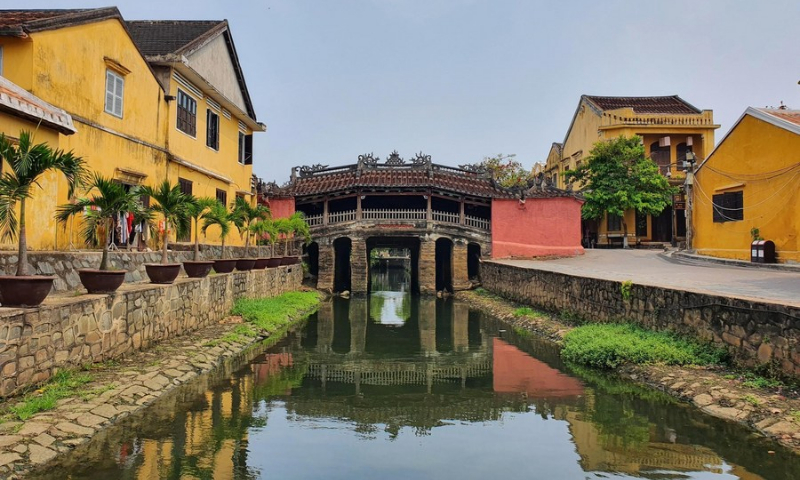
[304,209,491,231]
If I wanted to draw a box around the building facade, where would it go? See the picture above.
[693,107,800,263]
[545,95,719,247]
[0,8,264,250]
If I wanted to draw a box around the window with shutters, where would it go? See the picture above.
[607,213,622,232]
[206,110,219,150]
[712,191,743,223]
[104,70,124,118]
[216,188,227,207]
[238,132,253,165]
[177,90,197,137]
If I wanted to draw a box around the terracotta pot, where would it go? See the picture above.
[236,258,257,271]
[0,275,55,307]
[144,263,181,284]
[280,256,296,266]
[213,259,237,274]
[183,261,214,278]
[266,258,282,268]
[78,269,126,294]
[253,258,270,269]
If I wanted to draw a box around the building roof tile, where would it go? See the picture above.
[0,75,76,135]
[125,20,225,57]
[0,8,120,36]
[584,95,702,114]
[758,108,800,128]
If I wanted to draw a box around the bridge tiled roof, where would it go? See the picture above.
[288,163,518,199]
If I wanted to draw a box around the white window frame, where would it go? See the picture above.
[104,69,124,118]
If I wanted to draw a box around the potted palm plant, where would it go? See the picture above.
[202,200,236,273]
[56,173,150,293]
[140,180,192,284]
[249,220,270,269]
[260,218,282,268]
[0,131,87,307]
[230,196,269,271]
[183,196,216,278]
[274,217,294,265]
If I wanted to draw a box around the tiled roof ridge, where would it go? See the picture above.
[0,75,76,135]
[583,94,703,114]
[0,7,121,36]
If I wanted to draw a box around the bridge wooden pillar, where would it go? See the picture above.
[323,198,329,226]
[418,238,436,295]
[351,239,369,294]
[356,193,362,221]
[459,199,465,225]
[452,240,471,291]
[317,240,335,293]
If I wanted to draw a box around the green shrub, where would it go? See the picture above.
[620,280,633,301]
[561,323,727,369]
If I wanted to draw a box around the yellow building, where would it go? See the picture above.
[693,107,800,264]
[546,95,719,247]
[0,7,264,250]
[0,75,77,250]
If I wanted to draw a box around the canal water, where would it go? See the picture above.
[30,268,800,479]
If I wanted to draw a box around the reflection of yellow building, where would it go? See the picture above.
[0,8,264,250]
[545,95,719,246]
[693,108,800,263]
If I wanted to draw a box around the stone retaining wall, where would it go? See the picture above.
[0,245,278,293]
[0,265,302,397]
[481,262,800,377]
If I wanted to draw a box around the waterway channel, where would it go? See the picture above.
[28,267,800,479]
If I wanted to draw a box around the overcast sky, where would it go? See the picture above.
[20,0,800,182]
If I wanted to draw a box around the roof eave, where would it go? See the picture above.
[151,59,264,132]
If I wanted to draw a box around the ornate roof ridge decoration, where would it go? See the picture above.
[298,163,329,177]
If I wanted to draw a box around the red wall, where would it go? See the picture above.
[265,197,296,219]
[491,197,584,259]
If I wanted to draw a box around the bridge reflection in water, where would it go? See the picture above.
[29,296,800,480]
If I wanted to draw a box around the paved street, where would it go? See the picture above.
[494,250,800,307]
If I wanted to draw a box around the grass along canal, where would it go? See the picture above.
[16,288,800,480]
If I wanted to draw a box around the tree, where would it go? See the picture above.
[140,180,192,264]
[466,153,532,188]
[186,196,217,261]
[230,196,270,257]
[56,173,151,270]
[565,135,676,247]
[202,201,233,259]
[288,212,310,254]
[0,131,88,276]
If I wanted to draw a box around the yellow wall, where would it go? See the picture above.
[0,18,259,251]
[561,99,718,245]
[0,114,62,250]
[694,114,799,263]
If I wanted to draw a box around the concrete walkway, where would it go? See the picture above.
[493,250,800,307]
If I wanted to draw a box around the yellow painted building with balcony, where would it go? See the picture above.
[545,95,719,247]
[693,107,800,264]
[0,8,264,250]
